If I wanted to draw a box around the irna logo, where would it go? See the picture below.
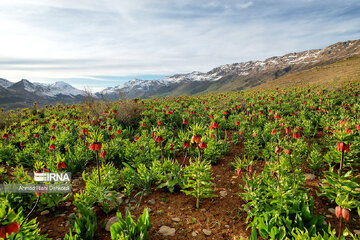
[34,172,71,182]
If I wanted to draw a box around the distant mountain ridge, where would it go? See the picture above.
[1,38,360,109]
[100,39,360,98]
[0,79,84,109]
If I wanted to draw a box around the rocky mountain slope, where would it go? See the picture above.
[101,39,360,99]
[0,79,84,110]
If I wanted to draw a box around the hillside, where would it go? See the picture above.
[255,54,360,89]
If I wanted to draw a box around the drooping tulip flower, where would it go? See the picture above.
[275,146,283,154]
[199,142,207,149]
[335,206,342,218]
[100,151,107,158]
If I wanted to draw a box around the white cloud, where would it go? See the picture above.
[0,0,359,89]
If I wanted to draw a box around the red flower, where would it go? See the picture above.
[237,168,242,175]
[134,137,140,141]
[275,114,281,119]
[335,206,342,218]
[94,143,102,151]
[183,142,190,148]
[50,136,56,141]
[235,121,240,126]
[4,221,20,237]
[285,149,291,155]
[337,142,344,152]
[224,111,228,115]
[253,132,257,138]
[33,134,39,139]
[342,208,350,221]
[142,123,147,127]
[116,130,122,134]
[100,151,107,158]
[191,135,201,144]
[49,144,56,150]
[182,119,188,124]
[293,133,300,139]
[89,143,96,151]
[107,126,113,131]
[57,162,66,169]
[212,122,219,129]
[271,129,277,135]
[209,115,214,119]
[155,136,163,143]
[2,134,8,139]
[43,168,49,172]
[325,126,331,131]
[275,146,283,154]
[199,142,207,149]
[20,142,25,147]
[157,121,162,126]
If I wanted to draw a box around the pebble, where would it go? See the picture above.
[202,229,212,236]
[200,208,206,212]
[220,191,228,197]
[328,208,335,214]
[304,173,316,181]
[68,213,76,218]
[149,198,156,205]
[65,202,71,207]
[65,221,71,227]
[59,213,66,217]
[40,210,50,216]
[325,215,332,218]
[225,225,230,229]
[158,226,176,236]
[231,176,238,179]
[105,216,119,231]
[172,217,181,222]
[192,231,198,237]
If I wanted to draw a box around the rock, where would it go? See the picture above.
[202,229,212,236]
[149,199,156,205]
[216,175,221,178]
[59,213,66,217]
[231,181,236,184]
[231,176,238,179]
[192,231,198,237]
[40,210,50,216]
[225,225,230,229]
[200,208,206,212]
[68,213,76,218]
[304,173,316,180]
[158,226,175,236]
[106,216,119,231]
[219,191,228,197]
[326,215,332,218]
[328,208,335,214]
[72,178,81,185]
[65,202,71,207]
[354,230,360,235]
[115,193,125,204]
[172,217,181,222]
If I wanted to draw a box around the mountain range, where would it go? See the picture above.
[1,39,360,109]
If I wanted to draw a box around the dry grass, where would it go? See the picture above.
[255,54,360,90]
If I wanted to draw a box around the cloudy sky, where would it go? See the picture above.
[0,0,359,91]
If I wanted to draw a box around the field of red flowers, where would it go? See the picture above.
[1,81,360,240]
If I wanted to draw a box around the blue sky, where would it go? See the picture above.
[0,0,359,91]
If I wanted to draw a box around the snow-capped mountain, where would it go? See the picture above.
[7,79,84,97]
[101,39,360,99]
[0,79,84,109]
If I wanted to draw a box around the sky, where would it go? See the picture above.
[0,0,360,92]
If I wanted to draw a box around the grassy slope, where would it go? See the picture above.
[255,54,360,90]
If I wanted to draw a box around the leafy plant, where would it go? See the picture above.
[110,208,150,240]
[181,159,217,209]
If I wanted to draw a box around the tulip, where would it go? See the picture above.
[49,144,56,150]
[235,121,240,126]
[335,206,342,218]
[293,133,300,139]
[107,126,113,131]
[342,208,349,221]
[183,142,190,148]
[141,123,146,127]
[337,142,344,152]
[89,143,96,151]
[199,142,207,149]
[100,151,107,158]
[275,146,283,154]
[5,221,19,237]
[237,169,241,175]
[253,132,257,138]
[157,121,162,126]
[271,129,277,135]
[182,119,188,124]
[2,134,8,139]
